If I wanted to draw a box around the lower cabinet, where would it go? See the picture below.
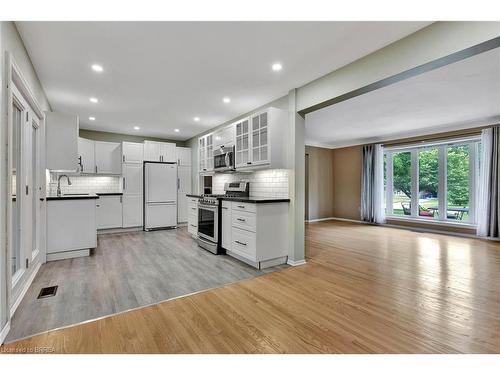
[225,201,289,269]
[187,197,198,236]
[122,194,143,228]
[96,195,123,229]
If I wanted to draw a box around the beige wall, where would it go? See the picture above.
[79,129,185,146]
[305,146,334,220]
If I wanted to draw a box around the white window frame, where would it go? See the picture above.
[384,136,481,226]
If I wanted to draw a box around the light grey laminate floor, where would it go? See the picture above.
[6,227,287,343]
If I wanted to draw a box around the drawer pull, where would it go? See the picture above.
[191,207,197,210]
[237,218,246,222]
[237,205,245,209]
[235,240,247,246]
[190,224,197,228]
[222,207,228,210]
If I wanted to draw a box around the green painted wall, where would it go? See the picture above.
[79,129,186,146]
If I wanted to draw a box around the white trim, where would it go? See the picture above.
[305,216,337,223]
[383,223,478,240]
[384,135,481,152]
[10,261,41,318]
[287,259,307,267]
[0,322,11,345]
[306,216,368,225]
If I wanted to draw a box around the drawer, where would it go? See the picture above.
[188,204,198,215]
[189,197,199,204]
[231,227,256,261]
[231,201,256,213]
[221,200,231,209]
[232,210,256,232]
[188,222,198,236]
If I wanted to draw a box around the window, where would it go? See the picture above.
[384,137,480,224]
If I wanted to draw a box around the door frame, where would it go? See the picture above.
[4,52,45,321]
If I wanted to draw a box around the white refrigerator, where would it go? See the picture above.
[144,162,178,230]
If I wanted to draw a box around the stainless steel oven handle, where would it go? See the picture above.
[198,204,218,210]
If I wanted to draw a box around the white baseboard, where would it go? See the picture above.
[10,261,41,318]
[0,321,11,345]
[287,259,307,267]
[98,226,143,235]
[306,216,366,224]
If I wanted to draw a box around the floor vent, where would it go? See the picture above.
[37,286,58,299]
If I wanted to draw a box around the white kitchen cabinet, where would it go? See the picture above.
[144,141,176,162]
[221,200,231,250]
[177,166,192,223]
[227,201,289,269]
[122,142,144,164]
[187,197,198,236]
[160,142,176,162]
[78,137,95,174]
[198,133,213,173]
[95,141,122,174]
[213,124,236,148]
[46,112,79,172]
[250,111,270,165]
[122,195,143,228]
[123,164,143,195]
[46,198,97,260]
[234,117,251,168]
[96,195,123,229]
[176,147,192,166]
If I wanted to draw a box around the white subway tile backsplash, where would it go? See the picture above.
[47,173,122,196]
[213,169,289,198]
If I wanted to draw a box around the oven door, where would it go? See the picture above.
[198,204,218,243]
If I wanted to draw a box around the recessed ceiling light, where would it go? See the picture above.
[174,129,180,133]
[89,116,96,121]
[133,126,140,130]
[89,97,98,103]
[193,117,200,122]
[223,97,231,104]
[91,64,103,72]
[272,63,282,71]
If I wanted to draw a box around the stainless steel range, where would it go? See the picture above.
[197,181,249,254]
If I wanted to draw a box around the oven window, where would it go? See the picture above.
[214,154,226,169]
[198,207,215,238]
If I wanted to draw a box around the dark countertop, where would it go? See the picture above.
[221,197,290,203]
[46,194,99,201]
[186,193,289,203]
[96,192,123,196]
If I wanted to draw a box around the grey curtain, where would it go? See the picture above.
[361,145,375,222]
[477,127,500,237]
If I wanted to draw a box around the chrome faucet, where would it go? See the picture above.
[57,175,72,197]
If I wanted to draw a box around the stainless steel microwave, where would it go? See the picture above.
[213,145,235,172]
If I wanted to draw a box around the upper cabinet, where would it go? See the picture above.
[122,142,144,164]
[46,112,79,172]
[199,133,213,173]
[198,107,286,174]
[78,138,122,175]
[144,141,176,162]
[78,137,95,174]
[176,147,192,166]
[95,141,122,174]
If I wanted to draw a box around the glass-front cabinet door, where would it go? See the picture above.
[206,134,213,171]
[251,111,269,165]
[199,136,206,172]
[235,118,250,167]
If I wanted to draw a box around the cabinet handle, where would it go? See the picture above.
[190,224,197,228]
[120,196,122,203]
[237,205,245,209]
[237,218,246,222]
[177,178,180,190]
[222,207,228,210]
[191,207,197,210]
[247,162,252,165]
[235,240,247,246]
[123,155,125,162]
[95,165,97,173]
[96,204,100,207]
[123,178,126,190]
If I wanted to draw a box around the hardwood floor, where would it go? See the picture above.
[2,220,500,353]
[5,227,285,342]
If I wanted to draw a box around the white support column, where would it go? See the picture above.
[287,89,305,266]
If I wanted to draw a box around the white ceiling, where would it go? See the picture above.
[305,46,500,148]
[16,21,430,140]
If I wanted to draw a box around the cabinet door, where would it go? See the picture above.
[46,112,79,172]
[123,164,143,195]
[176,147,191,166]
[78,137,95,173]
[95,141,122,174]
[145,203,176,229]
[177,193,188,223]
[199,137,207,172]
[144,141,161,162]
[221,202,231,250]
[251,112,270,165]
[122,142,144,163]
[122,195,143,228]
[235,118,250,167]
[160,143,176,163]
[206,134,213,171]
[96,196,123,229]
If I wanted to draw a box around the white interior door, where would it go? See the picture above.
[146,163,177,203]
